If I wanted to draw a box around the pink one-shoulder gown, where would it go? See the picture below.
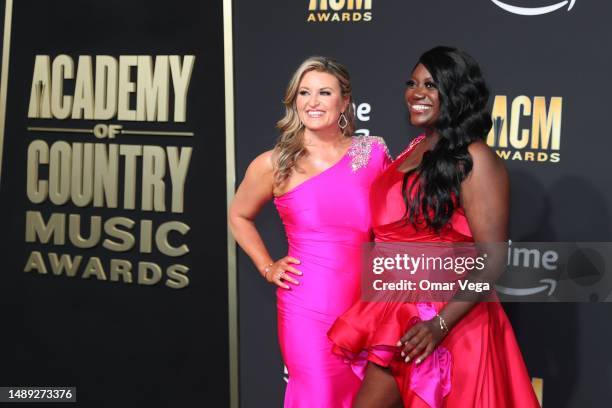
[273,136,391,407]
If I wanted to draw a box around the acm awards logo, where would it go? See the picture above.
[307,0,372,23]
[23,54,195,289]
[490,0,576,16]
[486,95,562,163]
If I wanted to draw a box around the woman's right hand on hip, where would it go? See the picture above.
[264,257,302,289]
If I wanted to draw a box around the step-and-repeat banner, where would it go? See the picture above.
[234,1,612,407]
[0,0,229,406]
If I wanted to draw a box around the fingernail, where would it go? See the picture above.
[405,356,410,363]
[415,358,421,364]
[396,341,402,347]
[401,351,405,357]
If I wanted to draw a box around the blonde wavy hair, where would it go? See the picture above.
[274,56,355,187]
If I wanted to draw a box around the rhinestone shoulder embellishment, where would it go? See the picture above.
[347,136,390,172]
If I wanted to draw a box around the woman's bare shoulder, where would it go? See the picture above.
[247,149,276,175]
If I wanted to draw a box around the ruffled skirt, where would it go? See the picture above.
[328,300,540,407]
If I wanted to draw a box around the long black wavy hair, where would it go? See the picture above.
[402,46,492,231]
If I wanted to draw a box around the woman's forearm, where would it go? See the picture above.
[439,242,507,330]
[229,214,274,276]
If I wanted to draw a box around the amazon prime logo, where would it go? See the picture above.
[497,278,557,297]
[490,0,576,16]
[496,241,559,297]
[496,242,612,302]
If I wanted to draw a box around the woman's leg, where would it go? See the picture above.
[278,300,360,407]
[353,362,403,408]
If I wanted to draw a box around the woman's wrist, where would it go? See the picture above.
[259,262,274,279]
[435,313,449,335]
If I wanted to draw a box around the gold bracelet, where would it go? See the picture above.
[436,313,449,335]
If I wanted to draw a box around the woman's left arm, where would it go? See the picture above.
[399,140,509,363]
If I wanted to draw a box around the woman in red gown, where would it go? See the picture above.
[328,47,540,407]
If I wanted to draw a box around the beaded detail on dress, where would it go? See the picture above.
[393,135,425,162]
[348,136,391,172]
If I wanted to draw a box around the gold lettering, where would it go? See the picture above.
[495,150,511,160]
[28,55,51,118]
[347,0,371,9]
[51,54,73,119]
[48,252,82,276]
[509,95,531,149]
[119,144,143,210]
[82,257,107,280]
[167,146,192,213]
[93,143,118,208]
[94,56,118,120]
[103,217,136,252]
[29,54,193,121]
[531,96,561,150]
[155,221,190,257]
[169,55,195,122]
[137,55,169,121]
[487,95,508,147]
[24,251,47,274]
[329,0,345,11]
[110,259,133,283]
[72,55,95,119]
[25,211,66,245]
[117,55,137,120]
[69,214,101,248]
[27,140,49,203]
[138,262,162,285]
[142,146,166,211]
[309,0,327,10]
[166,264,189,289]
[140,220,153,253]
[49,141,72,205]
[531,377,543,407]
[71,143,94,207]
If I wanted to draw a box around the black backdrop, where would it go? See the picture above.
[233,1,612,407]
[0,1,228,406]
[2,1,612,407]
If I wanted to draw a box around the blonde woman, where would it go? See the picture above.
[229,56,390,407]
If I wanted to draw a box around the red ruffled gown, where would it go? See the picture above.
[328,136,540,408]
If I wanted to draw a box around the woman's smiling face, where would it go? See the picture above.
[296,70,349,134]
[405,63,440,130]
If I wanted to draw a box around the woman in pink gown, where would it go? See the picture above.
[229,56,390,407]
[328,47,541,407]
